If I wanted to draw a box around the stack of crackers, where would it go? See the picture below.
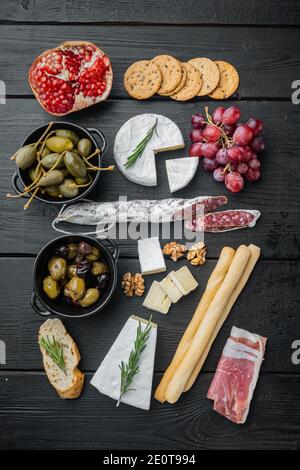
[124,55,239,101]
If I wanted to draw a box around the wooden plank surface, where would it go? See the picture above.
[0,257,299,373]
[0,372,299,450]
[0,25,299,98]
[1,99,299,259]
[2,1,300,26]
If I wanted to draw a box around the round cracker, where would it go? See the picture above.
[124,60,162,100]
[208,61,239,100]
[170,63,202,101]
[152,55,183,95]
[188,57,220,96]
[160,63,187,96]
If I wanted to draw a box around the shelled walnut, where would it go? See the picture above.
[187,242,207,266]
[122,272,145,297]
[163,242,186,261]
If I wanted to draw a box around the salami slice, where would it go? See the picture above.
[185,209,261,232]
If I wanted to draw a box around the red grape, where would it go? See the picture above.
[228,146,242,163]
[245,168,261,182]
[248,158,261,169]
[223,124,236,136]
[190,128,204,143]
[203,124,221,142]
[225,172,244,193]
[233,125,254,145]
[202,157,219,172]
[213,166,226,182]
[251,136,265,153]
[237,162,248,174]
[222,106,241,125]
[216,148,229,165]
[239,145,252,162]
[201,142,219,159]
[212,107,225,124]
[191,113,205,129]
[189,142,202,157]
[246,118,263,136]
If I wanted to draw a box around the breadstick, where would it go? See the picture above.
[165,245,251,404]
[184,244,261,392]
[154,246,235,403]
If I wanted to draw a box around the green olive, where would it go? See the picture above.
[67,243,77,259]
[86,246,100,261]
[75,176,90,185]
[43,276,60,299]
[55,129,79,146]
[45,185,61,198]
[64,276,85,301]
[48,257,67,281]
[79,288,100,307]
[41,147,52,157]
[46,136,73,153]
[41,153,65,170]
[67,264,77,278]
[28,165,40,182]
[91,261,108,276]
[15,145,37,170]
[77,138,92,158]
[38,170,65,188]
[59,178,79,199]
[64,151,87,178]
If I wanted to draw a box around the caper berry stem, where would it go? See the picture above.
[34,121,54,150]
[36,130,57,159]
[82,152,114,172]
[85,149,100,161]
[70,174,93,188]
[24,187,39,210]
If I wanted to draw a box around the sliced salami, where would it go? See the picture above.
[185,209,261,232]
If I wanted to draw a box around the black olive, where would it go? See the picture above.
[97,273,109,290]
[77,241,92,256]
[75,253,84,264]
[54,245,68,258]
[76,260,91,278]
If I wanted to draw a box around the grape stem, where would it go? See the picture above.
[204,106,234,149]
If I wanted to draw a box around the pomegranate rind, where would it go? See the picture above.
[28,41,113,116]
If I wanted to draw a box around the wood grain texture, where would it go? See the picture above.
[0,372,299,450]
[0,257,299,373]
[0,99,299,259]
[0,25,300,98]
[1,1,300,25]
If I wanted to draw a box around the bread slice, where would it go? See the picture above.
[38,318,84,399]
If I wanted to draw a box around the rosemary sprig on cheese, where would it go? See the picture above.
[117,317,152,407]
[39,335,66,374]
[124,119,158,169]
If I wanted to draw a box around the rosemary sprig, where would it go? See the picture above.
[39,335,66,374]
[116,316,152,407]
[124,119,158,169]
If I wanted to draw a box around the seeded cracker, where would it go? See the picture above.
[208,61,239,100]
[152,55,183,95]
[159,63,187,96]
[124,60,162,100]
[170,63,202,101]
[188,57,220,96]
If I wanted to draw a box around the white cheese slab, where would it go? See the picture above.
[166,157,199,193]
[143,280,172,314]
[138,237,166,275]
[160,274,183,303]
[90,316,157,410]
[172,266,198,294]
[114,114,185,187]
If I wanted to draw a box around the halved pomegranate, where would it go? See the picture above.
[29,41,113,116]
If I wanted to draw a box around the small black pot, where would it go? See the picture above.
[31,235,119,319]
[11,121,107,205]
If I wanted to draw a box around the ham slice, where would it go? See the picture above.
[207,326,267,424]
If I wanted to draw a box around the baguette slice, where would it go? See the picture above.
[38,318,84,399]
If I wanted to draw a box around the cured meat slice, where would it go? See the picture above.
[185,209,260,232]
[207,326,267,424]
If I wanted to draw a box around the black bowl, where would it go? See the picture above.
[11,121,107,205]
[31,235,119,319]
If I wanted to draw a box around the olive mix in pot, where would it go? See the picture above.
[43,240,110,309]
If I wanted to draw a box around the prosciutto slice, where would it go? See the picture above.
[207,326,267,424]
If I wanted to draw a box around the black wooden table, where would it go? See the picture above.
[0,1,300,451]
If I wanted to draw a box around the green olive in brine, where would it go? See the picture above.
[43,276,60,299]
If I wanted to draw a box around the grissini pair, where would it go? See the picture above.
[184,244,260,392]
[165,245,251,404]
[154,246,235,403]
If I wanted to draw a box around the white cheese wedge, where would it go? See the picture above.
[90,316,157,410]
[138,237,166,275]
[166,157,199,193]
[143,281,172,314]
[171,266,198,294]
[114,114,185,186]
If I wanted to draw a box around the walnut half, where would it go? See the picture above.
[163,241,187,262]
[187,242,207,266]
[122,272,145,297]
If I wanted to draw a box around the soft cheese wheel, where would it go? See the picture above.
[114,114,185,186]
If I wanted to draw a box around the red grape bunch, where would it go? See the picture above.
[189,106,265,193]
